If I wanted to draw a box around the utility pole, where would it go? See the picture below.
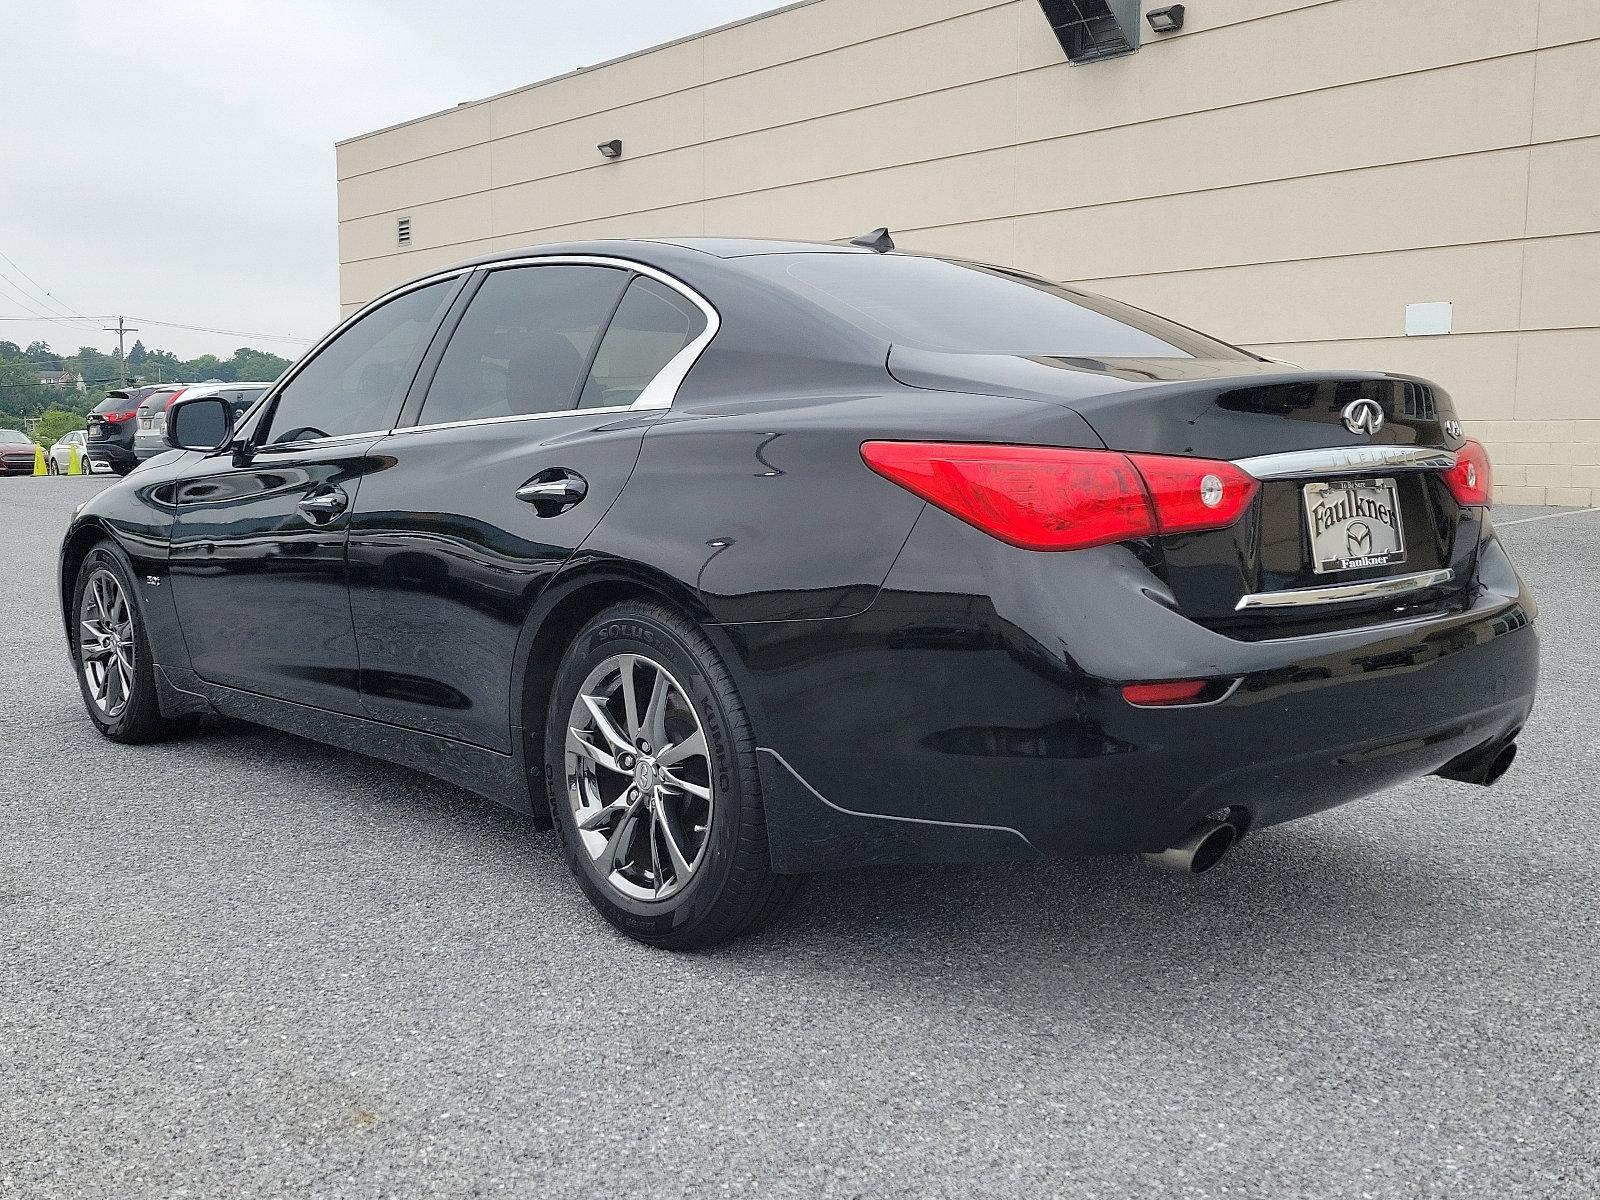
[102,316,138,387]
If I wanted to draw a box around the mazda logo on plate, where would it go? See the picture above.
[1346,522,1373,555]
[1342,398,1385,436]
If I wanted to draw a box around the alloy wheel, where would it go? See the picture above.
[565,653,714,902]
[79,568,136,719]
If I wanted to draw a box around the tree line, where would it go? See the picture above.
[0,339,293,444]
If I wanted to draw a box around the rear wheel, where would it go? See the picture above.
[544,602,802,949]
[71,543,197,744]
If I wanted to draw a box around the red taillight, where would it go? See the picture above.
[1123,680,1209,706]
[163,388,188,411]
[101,409,139,424]
[1442,438,1492,508]
[860,442,1259,552]
[1130,454,1259,534]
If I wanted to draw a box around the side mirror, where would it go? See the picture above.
[166,395,234,452]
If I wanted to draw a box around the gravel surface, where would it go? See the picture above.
[2,476,1596,1199]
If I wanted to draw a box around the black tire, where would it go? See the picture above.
[70,542,198,744]
[544,602,802,949]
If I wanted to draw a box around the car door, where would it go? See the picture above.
[166,274,463,715]
[346,260,714,751]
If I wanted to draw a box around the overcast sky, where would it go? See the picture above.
[0,0,774,361]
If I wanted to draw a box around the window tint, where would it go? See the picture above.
[262,280,453,445]
[419,265,629,426]
[579,277,707,409]
[749,254,1251,360]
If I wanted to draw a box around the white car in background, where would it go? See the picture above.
[133,381,271,463]
[47,429,104,474]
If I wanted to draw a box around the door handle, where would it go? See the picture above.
[516,470,588,515]
[296,487,349,524]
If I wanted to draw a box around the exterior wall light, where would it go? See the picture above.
[598,140,623,160]
[1147,5,1185,33]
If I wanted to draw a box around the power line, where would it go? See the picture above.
[0,312,313,345]
[0,249,103,332]
[129,316,313,345]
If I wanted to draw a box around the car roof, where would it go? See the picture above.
[446,236,875,275]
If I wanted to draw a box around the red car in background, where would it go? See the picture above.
[0,427,38,474]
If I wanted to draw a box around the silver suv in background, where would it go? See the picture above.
[133,382,271,462]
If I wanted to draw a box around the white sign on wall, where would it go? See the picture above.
[1405,302,1453,336]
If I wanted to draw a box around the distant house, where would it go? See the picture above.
[39,370,85,392]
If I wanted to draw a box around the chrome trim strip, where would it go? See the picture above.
[1234,568,1456,612]
[1235,446,1456,481]
[236,253,720,450]
[384,404,643,439]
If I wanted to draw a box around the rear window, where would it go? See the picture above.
[92,393,134,414]
[751,254,1250,360]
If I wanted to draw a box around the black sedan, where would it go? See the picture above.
[58,238,1538,948]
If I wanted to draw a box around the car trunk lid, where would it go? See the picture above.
[887,348,1480,633]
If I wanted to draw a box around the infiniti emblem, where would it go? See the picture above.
[1341,398,1385,437]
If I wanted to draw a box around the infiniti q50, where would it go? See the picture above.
[59,237,1538,948]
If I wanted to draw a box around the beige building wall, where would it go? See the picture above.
[336,0,1600,506]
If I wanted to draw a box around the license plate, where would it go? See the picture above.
[1303,478,1406,573]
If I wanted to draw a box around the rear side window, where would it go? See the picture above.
[419,265,629,426]
[262,279,454,445]
[579,277,707,409]
[752,254,1250,360]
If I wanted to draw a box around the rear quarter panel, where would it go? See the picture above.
[592,391,1105,625]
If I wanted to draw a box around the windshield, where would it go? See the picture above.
[0,428,31,444]
[751,253,1251,360]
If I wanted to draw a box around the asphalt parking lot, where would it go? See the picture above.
[2,475,1596,1199]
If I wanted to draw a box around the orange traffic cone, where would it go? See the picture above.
[68,442,83,475]
[31,442,46,476]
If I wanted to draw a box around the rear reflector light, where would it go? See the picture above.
[101,409,139,424]
[860,442,1259,552]
[1123,680,1210,706]
[1441,438,1492,507]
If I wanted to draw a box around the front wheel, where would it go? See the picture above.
[71,543,197,743]
[544,602,802,949]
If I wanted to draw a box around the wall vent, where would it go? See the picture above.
[1036,0,1142,63]
[396,216,412,247]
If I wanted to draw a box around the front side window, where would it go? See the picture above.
[579,277,707,408]
[419,265,629,426]
[261,279,454,445]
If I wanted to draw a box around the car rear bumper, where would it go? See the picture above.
[741,510,1539,872]
[87,442,136,472]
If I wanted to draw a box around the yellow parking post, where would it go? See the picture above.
[68,442,83,475]
[32,443,46,476]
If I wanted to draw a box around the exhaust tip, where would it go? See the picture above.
[1434,737,1519,786]
[1143,817,1237,875]
[1482,741,1517,787]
